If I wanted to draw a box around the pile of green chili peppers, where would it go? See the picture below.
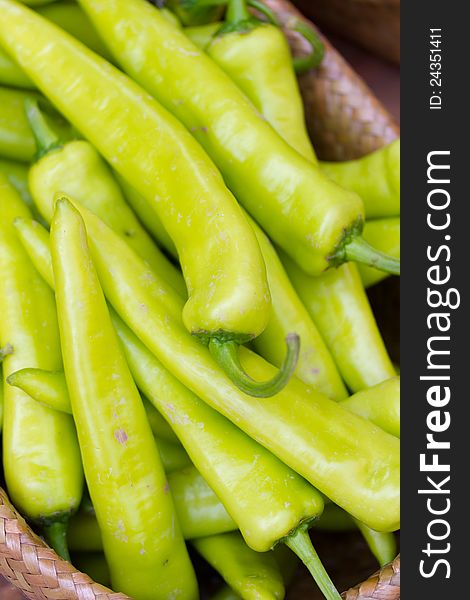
[0,1,400,599]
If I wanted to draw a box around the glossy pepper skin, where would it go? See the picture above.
[64,200,400,533]
[0,86,73,162]
[0,174,83,559]
[25,102,187,297]
[340,377,400,438]
[206,7,317,162]
[281,254,396,393]
[0,0,113,89]
[0,158,35,213]
[67,465,237,552]
[249,217,347,400]
[103,182,346,400]
[358,218,400,288]
[192,532,285,600]
[0,87,41,161]
[0,2,270,348]
[12,215,401,542]
[321,139,400,219]
[50,198,198,600]
[77,0,373,277]
[110,312,324,553]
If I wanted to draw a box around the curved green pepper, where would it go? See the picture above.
[0,1,114,89]
[321,139,400,219]
[15,206,343,599]
[280,254,396,393]
[192,532,285,600]
[68,465,238,552]
[115,174,178,258]
[249,218,347,400]
[76,0,398,276]
[62,198,400,533]
[358,218,400,288]
[184,22,221,48]
[97,182,346,400]
[0,87,41,161]
[50,198,197,599]
[353,521,397,568]
[0,2,305,397]
[0,158,35,211]
[340,376,400,438]
[0,174,83,560]
[0,86,74,162]
[0,48,33,88]
[25,99,187,297]
[204,0,319,162]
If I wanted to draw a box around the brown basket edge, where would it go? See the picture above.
[1,487,399,600]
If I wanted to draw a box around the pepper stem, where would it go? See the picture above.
[344,236,400,275]
[353,519,397,567]
[43,521,71,562]
[291,20,325,73]
[209,333,300,397]
[284,528,342,600]
[24,97,62,159]
[225,0,251,24]
[247,0,279,25]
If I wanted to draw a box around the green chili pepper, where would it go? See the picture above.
[184,22,221,48]
[13,217,54,286]
[20,0,58,5]
[249,218,347,400]
[353,521,397,568]
[0,174,83,560]
[115,174,178,257]
[358,218,400,288]
[156,436,192,472]
[61,197,400,534]
[0,49,33,89]
[213,544,299,600]
[321,139,400,219]
[0,87,41,161]
[0,158,34,210]
[76,0,399,277]
[15,204,343,599]
[0,2,305,397]
[340,376,400,438]
[24,98,187,298]
[192,531,285,600]
[11,182,400,537]
[94,182,346,399]
[204,0,321,162]
[36,0,114,61]
[280,255,396,393]
[68,465,238,553]
[0,1,114,89]
[50,198,198,599]
[0,86,75,162]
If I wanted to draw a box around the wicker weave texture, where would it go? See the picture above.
[266,0,399,160]
[0,1,400,598]
[0,490,129,600]
[294,0,400,65]
[343,556,400,599]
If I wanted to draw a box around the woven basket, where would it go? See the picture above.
[294,0,400,65]
[0,0,400,597]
